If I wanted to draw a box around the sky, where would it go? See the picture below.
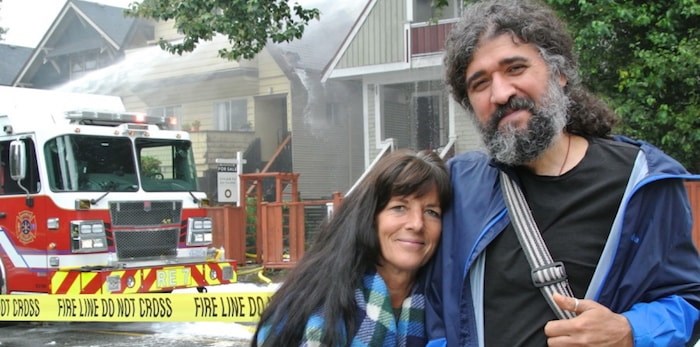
[0,0,346,48]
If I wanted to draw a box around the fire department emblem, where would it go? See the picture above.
[16,210,37,245]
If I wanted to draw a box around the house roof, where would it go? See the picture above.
[0,44,33,86]
[72,0,137,46]
[11,0,142,86]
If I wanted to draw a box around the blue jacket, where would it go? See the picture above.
[425,136,700,346]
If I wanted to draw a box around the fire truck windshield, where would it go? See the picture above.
[44,135,198,192]
[136,137,198,192]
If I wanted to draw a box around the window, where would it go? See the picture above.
[382,82,448,151]
[414,94,443,150]
[137,138,197,192]
[148,105,183,129]
[69,50,109,80]
[213,99,248,131]
[413,0,459,22]
[44,135,137,192]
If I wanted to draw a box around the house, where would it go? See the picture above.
[10,0,153,88]
[6,0,366,201]
[323,0,483,167]
[0,44,33,86]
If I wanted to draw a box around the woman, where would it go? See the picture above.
[252,149,451,347]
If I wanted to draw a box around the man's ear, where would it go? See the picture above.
[559,73,567,87]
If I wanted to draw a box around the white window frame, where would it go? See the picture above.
[147,105,183,129]
[411,0,460,23]
[213,98,248,131]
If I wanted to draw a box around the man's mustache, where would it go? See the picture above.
[491,97,536,124]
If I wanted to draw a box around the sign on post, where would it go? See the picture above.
[216,153,244,205]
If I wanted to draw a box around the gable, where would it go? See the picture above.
[13,0,153,88]
[72,0,136,45]
[323,0,407,80]
[341,0,406,68]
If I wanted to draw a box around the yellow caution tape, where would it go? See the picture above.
[0,291,275,322]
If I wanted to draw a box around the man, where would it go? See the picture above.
[424,0,700,346]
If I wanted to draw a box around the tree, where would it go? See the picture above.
[125,0,320,61]
[437,1,699,172]
[140,155,162,178]
[548,0,700,173]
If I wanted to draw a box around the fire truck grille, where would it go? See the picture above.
[114,228,179,259]
[109,201,182,226]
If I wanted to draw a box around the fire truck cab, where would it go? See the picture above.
[0,86,236,294]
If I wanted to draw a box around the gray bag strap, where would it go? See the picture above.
[499,171,576,319]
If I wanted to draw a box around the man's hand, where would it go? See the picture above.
[544,293,633,347]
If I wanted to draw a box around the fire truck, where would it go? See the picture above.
[0,86,236,294]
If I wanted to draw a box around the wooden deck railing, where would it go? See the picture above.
[410,20,455,56]
[207,196,341,269]
[207,205,246,263]
[208,181,699,268]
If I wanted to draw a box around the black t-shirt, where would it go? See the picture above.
[483,137,639,346]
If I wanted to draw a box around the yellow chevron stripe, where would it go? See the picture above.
[50,271,67,294]
[50,262,237,294]
[51,271,83,295]
[79,272,99,294]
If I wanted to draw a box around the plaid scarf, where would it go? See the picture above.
[300,270,426,346]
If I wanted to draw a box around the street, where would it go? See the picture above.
[0,321,253,347]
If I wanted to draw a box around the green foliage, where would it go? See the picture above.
[125,0,320,61]
[246,196,258,255]
[140,155,162,177]
[440,1,699,172]
[547,0,700,173]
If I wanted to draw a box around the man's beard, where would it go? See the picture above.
[476,79,570,166]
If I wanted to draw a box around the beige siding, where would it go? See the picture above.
[189,131,257,177]
[122,75,258,127]
[123,38,254,83]
[255,51,293,136]
[336,0,406,69]
[121,94,149,110]
[257,50,290,96]
[183,100,225,131]
[153,20,182,42]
